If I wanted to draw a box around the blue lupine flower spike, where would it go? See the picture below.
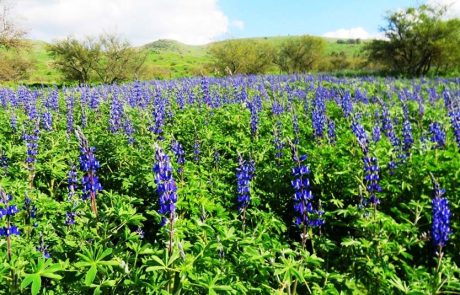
[430,174,451,250]
[75,127,102,216]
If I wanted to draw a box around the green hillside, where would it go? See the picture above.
[26,40,62,83]
[142,39,210,79]
[16,35,367,84]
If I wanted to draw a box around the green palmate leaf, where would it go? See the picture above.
[31,275,41,295]
[101,279,117,287]
[21,274,41,295]
[85,265,98,286]
[20,258,64,295]
[341,238,361,247]
[41,272,63,280]
[99,248,113,260]
[20,275,34,289]
[98,259,120,266]
[149,255,167,268]
[93,286,101,295]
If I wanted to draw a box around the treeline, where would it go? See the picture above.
[208,36,367,76]
[208,4,460,77]
[336,39,361,44]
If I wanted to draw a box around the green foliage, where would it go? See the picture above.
[366,5,460,76]
[21,258,64,295]
[209,39,275,75]
[0,49,33,81]
[47,34,146,84]
[275,35,326,73]
[0,72,459,293]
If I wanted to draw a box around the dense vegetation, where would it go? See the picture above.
[0,74,459,294]
[367,5,460,76]
[46,34,147,85]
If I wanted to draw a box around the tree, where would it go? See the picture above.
[92,34,147,84]
[47,37,100,84]
[0,0,32,82]
[432,18,460,75]
[47,34,147,84]
[275,36,326,73]
[0,0,25,49]
[209,40,274,75]
[367,5,460,76]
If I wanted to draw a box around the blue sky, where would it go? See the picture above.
[14,0,459,45]
[219,0,425,39]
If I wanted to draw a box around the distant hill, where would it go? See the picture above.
[15,35,367,84]
[143,39,206,54]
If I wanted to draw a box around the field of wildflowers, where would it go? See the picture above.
[0,75,458,294]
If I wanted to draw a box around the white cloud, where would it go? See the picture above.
[15,0,230,45]
[427,0,460,18]
[231,20,245,30]
[323,27,381,40]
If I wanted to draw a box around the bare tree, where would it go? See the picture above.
[0,0,26,49]
[0,0,32,82]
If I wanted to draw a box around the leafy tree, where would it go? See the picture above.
[47,34,146,84]
[92,34,147,84]
[432,18,460,75]
[367,5,460,76]
[209,40,274,75]
[47,37,100,84]
[275,36,326,73]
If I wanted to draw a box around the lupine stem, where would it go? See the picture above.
[433,246,444,295]
[309,227,315,255]
[242,208,247,232]
[301,222,307,249]
[435,246,443,274]
[168,212,174,257]
[90,192,97,216]
[292,279,298,295]
[167,212,175,294]
[6,218,11,261]
[89,170,97,216]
